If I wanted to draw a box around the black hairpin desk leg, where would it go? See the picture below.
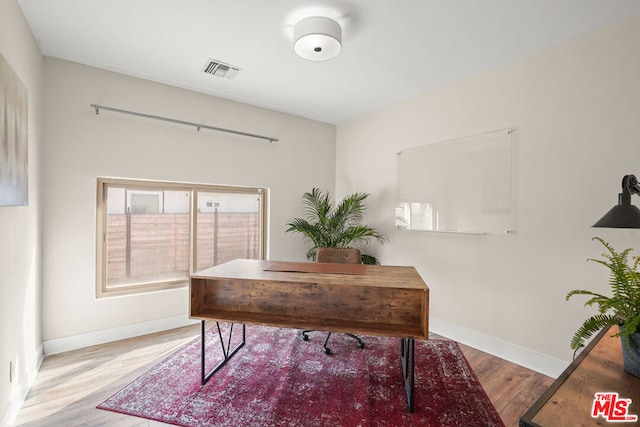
[200,320,246,385]
[401,338,415,413]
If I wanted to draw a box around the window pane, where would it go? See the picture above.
[97,178,266,297]
[105,187,191,288]
[196,191,261,271]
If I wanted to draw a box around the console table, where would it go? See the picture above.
[189,259,429,412]
[520,325,640,426]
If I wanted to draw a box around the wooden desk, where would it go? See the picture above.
[520,325,640,426]
[191,259,429,338]
[189,259,429,411]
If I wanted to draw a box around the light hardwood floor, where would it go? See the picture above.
[15,324,554,426]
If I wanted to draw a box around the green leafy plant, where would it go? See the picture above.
[285,188,387,265]
[566,237,640,354]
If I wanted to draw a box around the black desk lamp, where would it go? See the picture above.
[593,174,640,228]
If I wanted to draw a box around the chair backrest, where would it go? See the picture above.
[315,247,362,264]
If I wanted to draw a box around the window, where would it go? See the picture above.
[96,178,267,297]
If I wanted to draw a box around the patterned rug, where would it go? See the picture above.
[98,324,504,426]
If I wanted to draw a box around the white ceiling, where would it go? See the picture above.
[17,0,640,124]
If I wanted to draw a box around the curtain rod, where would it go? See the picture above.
[90,104,278,143]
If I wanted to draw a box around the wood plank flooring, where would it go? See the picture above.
[15,324,554,426]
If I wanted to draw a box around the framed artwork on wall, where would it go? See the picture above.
[0,51,28,207]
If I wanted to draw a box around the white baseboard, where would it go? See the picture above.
[43,314,199,356]
[429,317,568,378]
[2,343,43,427]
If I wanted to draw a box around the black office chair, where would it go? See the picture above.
[301,247,365,354]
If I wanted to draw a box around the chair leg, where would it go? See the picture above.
[302,330,333,354]
[346,333,365,349]
[322,332,332,354]
[302,330,365,354]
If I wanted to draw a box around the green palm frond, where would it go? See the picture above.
[302,188,331,225]
[566,289,609,301]
[331,192,367,227]
[285,188,387,264]
[569,313,618,350]
[567,237,640,354]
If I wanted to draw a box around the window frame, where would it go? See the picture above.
[96,177,267,298]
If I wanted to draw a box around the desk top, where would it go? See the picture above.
[191,259,427,290]
[520,325,640,426]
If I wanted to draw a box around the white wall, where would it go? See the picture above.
[41,58,335,348]
[0,1,43,424]
[336,14,640,377]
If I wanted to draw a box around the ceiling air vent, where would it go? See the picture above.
[202,59,241,80]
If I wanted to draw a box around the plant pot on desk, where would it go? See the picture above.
[621,329,640,378]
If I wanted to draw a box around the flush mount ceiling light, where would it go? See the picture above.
[293,16,342,61]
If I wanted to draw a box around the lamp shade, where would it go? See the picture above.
[593,193,640,228]
[294,17,342,61]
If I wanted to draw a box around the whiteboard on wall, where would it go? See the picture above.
[396,128,515,235]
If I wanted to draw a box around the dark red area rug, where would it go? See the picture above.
[98,325,504,426]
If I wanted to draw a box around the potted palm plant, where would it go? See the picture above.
[566,237,640,377]
[285,188,387,265]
